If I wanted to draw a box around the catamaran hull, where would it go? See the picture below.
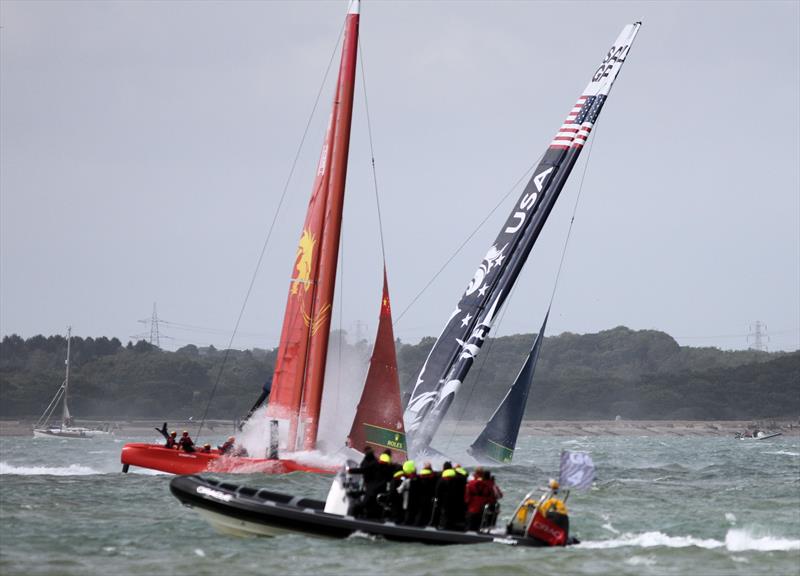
[170,475,571,547]
[120,443,335,475]
[33,428,110,439]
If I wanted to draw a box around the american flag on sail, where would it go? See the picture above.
[549,94,605,150]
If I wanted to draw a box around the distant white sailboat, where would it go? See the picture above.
[33,327,111,439]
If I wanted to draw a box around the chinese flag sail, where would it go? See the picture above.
[268,0,360,451]
[347,268,407,459]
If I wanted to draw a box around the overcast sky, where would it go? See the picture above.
[1,0,798,353]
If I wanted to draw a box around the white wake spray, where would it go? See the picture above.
[235,334,369,463]
[0,462,101,476]
[579,528,800,552]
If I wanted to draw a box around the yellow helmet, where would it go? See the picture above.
[549,478,560,490]
[402,460,416,475]
[379,453,391,464]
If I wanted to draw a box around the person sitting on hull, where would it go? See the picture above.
[201,443,212,453]
[178,430,195,453]
[165,430,178,449]
[218,436,236,455]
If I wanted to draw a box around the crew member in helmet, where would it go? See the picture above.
[414,462,438,526]
[434,462,466,531]
[218,436,236,455]
[538,479,568,516]
[201,443,212,453]
[397,460,421,525]
[465,467,495,531]
[348,447,381,519]
[178,430,195,453]
[165,430,178,449]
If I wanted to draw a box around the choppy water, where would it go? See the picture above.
[1,431,798,576]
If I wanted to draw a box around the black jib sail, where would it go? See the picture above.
[404,23,641,456]
[468,310,549,464]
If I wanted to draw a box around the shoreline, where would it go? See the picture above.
[2,418,797,438]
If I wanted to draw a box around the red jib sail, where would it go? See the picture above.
[268,0,360,451]
[346,268,407,459]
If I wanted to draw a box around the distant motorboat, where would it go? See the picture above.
[32,326,111,439]
[735,430,782,441]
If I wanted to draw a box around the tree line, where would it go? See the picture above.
[1,327,797,421]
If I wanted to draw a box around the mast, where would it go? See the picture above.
[267,0,360,451]
[301,0,360,451]
[61,326,72,428]
[404,23,642,455]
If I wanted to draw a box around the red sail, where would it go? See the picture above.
[346,269,407,459]
[268,1,360,451]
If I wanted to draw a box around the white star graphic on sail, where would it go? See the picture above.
[478,285,488,297]
[461,313,473,327]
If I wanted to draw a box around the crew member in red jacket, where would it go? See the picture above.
[465,467,496,531]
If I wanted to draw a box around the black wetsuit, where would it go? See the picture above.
[415,471,438,526]
[178,436,195,453]
[349,452,380,518]
[435,475,466,531]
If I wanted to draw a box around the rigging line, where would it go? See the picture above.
[445,126,604,450]
[392,156,542,327]
[357,36,387,266]
[395,156,542,395]
[547,126,600,310]
[194,20,347,443]
[336,218,344,416]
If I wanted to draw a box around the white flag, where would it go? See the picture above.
[559,450,595,490]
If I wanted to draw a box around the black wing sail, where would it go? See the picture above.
[468,311,549,464]
[404,23,641,456]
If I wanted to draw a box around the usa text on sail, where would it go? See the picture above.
[403,23,642,455]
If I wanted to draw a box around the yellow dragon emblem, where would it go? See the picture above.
[291,229,316,295]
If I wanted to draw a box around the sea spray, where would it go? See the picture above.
[0,462,101,476]
[316,332,370,454]
[579,528,800,552]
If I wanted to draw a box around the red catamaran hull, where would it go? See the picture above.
[120,443,335,475]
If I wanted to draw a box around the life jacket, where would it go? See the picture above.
[538,497,568,516]
[465,478,494,514]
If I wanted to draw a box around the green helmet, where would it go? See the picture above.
[402,460,416,475]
